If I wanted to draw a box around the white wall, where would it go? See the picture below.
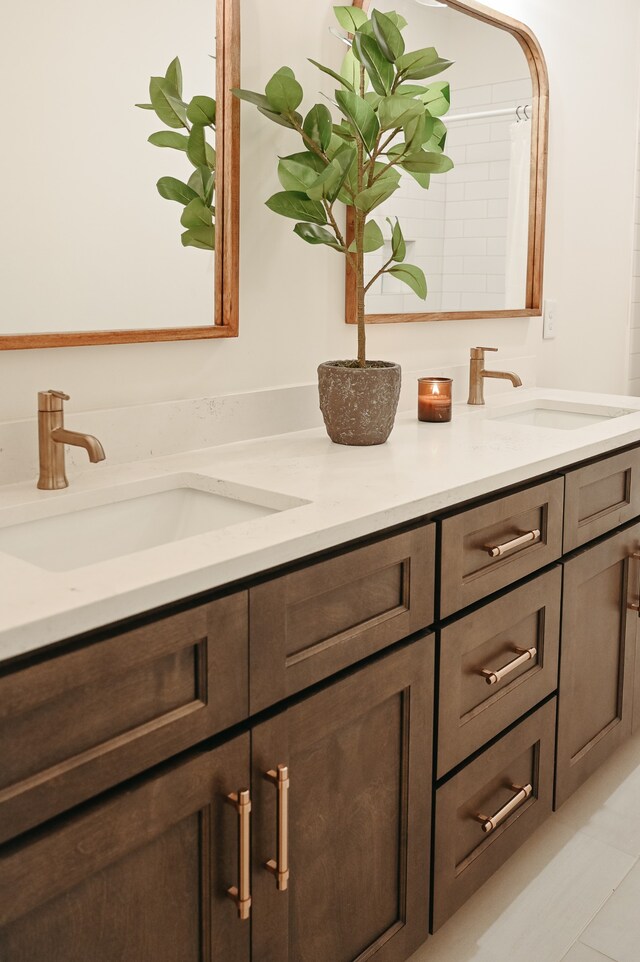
[1,0,639,422]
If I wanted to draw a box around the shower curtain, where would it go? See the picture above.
[505,120,531,308]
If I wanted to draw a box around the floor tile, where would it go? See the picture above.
[580,860,640,962]
[407,818,634,962]
[555,733,640,857]
[561,943,616,961]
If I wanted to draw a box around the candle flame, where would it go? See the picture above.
[432,383,440,396]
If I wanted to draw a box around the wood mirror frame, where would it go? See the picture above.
[345,0,549,326]
[1,0,240,351]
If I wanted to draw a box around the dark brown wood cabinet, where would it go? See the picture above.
[251,636,434,962]
[556,523,640,807]
[0,734,251,962]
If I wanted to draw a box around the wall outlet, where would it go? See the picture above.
[543,300,558,339]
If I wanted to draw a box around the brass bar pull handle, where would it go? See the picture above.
[226,789,251,921]
[476,783,533,835]
[484,529,541,559]
[480,646,537,686]
[265,764,290,891]
[628,552,640,612]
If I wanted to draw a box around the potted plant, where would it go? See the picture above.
[235,6,454,445]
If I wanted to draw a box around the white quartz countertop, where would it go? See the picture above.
[2,387,640,663]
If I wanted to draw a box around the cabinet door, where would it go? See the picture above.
[251,636,434,962]
[556,524,640,807]
[0,735,250,962]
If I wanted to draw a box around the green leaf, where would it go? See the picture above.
[396,48,453,81]
[157,177,199,205]
[400,150,454,174]
[232,88,272,110]
[377,95,424,131]
[265,191,327,225]
[303,104,332,151]
[425,118,447,153]
[265,67,304,113]
[335,89,379,152]
[187,95,216,126]
[149,77,188,129]
[341,48,361,92]
[280,150,326,174]
[180,198,213,229]
[422,81,451,117]
[257,106,303,129]
[187,125,216,168]
[333,5,369,32]
[353,33,394,96]
[388,264,427,299]
[278,157,319,192]
[181,226,215,250]
[294,222,344,250]
[354,177,400,213]
[308,58,355,92]
[348,219,384,253]
[135,103,155,110]
[371,9,405,62]
[406,169,431,189]
[165,57,183,98]
[307,144,356,202]
[385,12,407,31]
[188,167,215,205]
[404,113,436,153]
[386,217,406,262]
[396,84,429,97]
[148,131,190,151]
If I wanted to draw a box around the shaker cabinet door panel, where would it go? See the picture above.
[0,735,251,962]
[556,524,640,807]
[251,636,434,962]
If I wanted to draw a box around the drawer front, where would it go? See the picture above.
[437,567,561,778]
[564,446,640,552]
[432,698,555,931]
[440,478,564,618]
[0,592,248,844]
[249,525,435,713]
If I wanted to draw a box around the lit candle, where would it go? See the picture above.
[418,377,453,423]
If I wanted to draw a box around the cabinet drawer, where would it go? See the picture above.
[0,593,248,844]
[249,525,435,712]
[564,446,640,552]
[440,478,564,617]
[432,698,555,931]
[437,568,561,778]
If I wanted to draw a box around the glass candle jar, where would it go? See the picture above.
[418,377,453,423]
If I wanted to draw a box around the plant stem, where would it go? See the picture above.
[365,252,395,293]
[356,65,366,368]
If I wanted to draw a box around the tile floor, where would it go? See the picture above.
[409,730,640,962]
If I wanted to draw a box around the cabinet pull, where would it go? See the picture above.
[480,646,537,685]
[476,783,533,834]
[226,789,252,920]
[628,552,640,612]
[265,764,290,891]
[484,529,541,559]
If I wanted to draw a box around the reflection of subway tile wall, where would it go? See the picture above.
[629,129,640,395]
[365,77,531,315]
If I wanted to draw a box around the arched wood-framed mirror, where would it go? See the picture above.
[346,0,548,326]
[0,0,240,350]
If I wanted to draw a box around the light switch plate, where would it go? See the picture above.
[543,300,557,339]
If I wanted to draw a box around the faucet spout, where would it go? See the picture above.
[50,428,106,463]
[482,370,523,388]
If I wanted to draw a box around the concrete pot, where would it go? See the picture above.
[317,361,402,446]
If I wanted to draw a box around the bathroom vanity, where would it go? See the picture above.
[2,389,640,962]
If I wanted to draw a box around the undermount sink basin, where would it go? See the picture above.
[0,478,304,572]
[485,399,635,430]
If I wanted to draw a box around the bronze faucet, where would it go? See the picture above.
[37,391,106,490]
[467,347,523,406]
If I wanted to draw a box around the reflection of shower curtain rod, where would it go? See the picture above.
[446,105,532,124]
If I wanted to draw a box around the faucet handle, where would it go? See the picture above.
[471,346,498,360]
[38,390,70,412]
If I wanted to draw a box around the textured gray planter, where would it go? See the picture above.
[318,361,402,446]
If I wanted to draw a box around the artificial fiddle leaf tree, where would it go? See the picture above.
[137,57,217,251]
[233,6,454,368]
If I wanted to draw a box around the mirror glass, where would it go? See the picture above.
[1,1,221,341]
[364,0,534,317]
